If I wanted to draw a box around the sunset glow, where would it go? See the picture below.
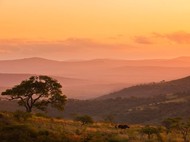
[1,0,190,60]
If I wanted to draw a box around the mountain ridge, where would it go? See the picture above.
[1,56,190,99]
[98,76,190,100]
[1,56,190,63]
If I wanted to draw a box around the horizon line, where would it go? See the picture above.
[0,56,190,62]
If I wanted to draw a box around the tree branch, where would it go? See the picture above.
[32,94,44,104]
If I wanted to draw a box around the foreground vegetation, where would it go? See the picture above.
[0,111,190,142]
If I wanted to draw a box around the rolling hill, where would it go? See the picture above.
[0,57,190,83]
[98,76,190,99]
[1,76,190,124]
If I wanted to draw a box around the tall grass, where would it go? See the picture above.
[0,111,188,142]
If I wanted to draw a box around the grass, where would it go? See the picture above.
[0,111,188,142]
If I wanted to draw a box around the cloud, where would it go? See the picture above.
[153,31,190,44]
[0,38,133,60]
[2,34,189,60]
[133,36,153,44]
[133,31,190,45]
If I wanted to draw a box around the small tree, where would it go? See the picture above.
[162,117,190,142]
[177,119,190,142]
[1,76,67,113]
[140,125,160,140]
[162,117,181,135]
[74,115,94,125]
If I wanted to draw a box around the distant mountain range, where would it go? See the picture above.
[0,57,190,99]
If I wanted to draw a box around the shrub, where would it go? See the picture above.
[74,115,94,125]
[140,125,160,140]
[13,110,32,121]
[35,113,49,118]
[0,124,36,142]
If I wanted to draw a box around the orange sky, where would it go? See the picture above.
[1,0,190,60]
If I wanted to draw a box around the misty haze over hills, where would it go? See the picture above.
[1,76,190,124]
[0,56,190,99]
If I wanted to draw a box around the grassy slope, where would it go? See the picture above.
[0,111,187,142]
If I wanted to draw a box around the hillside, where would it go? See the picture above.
[1,76,190,124]
[1,92,190,124]
[98,76,190,99]
[0,111,188,142]
[63,93,190,124]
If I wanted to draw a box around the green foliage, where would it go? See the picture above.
[1,75,67,112]
[74,115,94,125]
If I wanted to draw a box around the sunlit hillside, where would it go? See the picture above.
[0,111,188,142]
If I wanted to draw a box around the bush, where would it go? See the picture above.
[74,115,94,125]
[0,124,36,142]
[140,125,160,140]
[13,110,32,121]
[35,113,49,118]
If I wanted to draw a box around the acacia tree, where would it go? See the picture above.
[140,125,161,140]
[162,117,190,142]
[1,75,67,113]
[162,117,181,135]
[176,119,190,142]
[74,115,94,125]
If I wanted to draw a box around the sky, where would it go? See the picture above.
[1,0,190,60]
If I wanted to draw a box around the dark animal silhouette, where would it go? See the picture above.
[115,124,130,129]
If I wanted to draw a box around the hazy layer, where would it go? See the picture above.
[0,57,190,99]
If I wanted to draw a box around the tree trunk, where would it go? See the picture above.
[148,134,151,140]
[25,106,32,113]
[183,136,189,142]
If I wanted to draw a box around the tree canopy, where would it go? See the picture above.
[74,115,94,125]
[1,75,67,112]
